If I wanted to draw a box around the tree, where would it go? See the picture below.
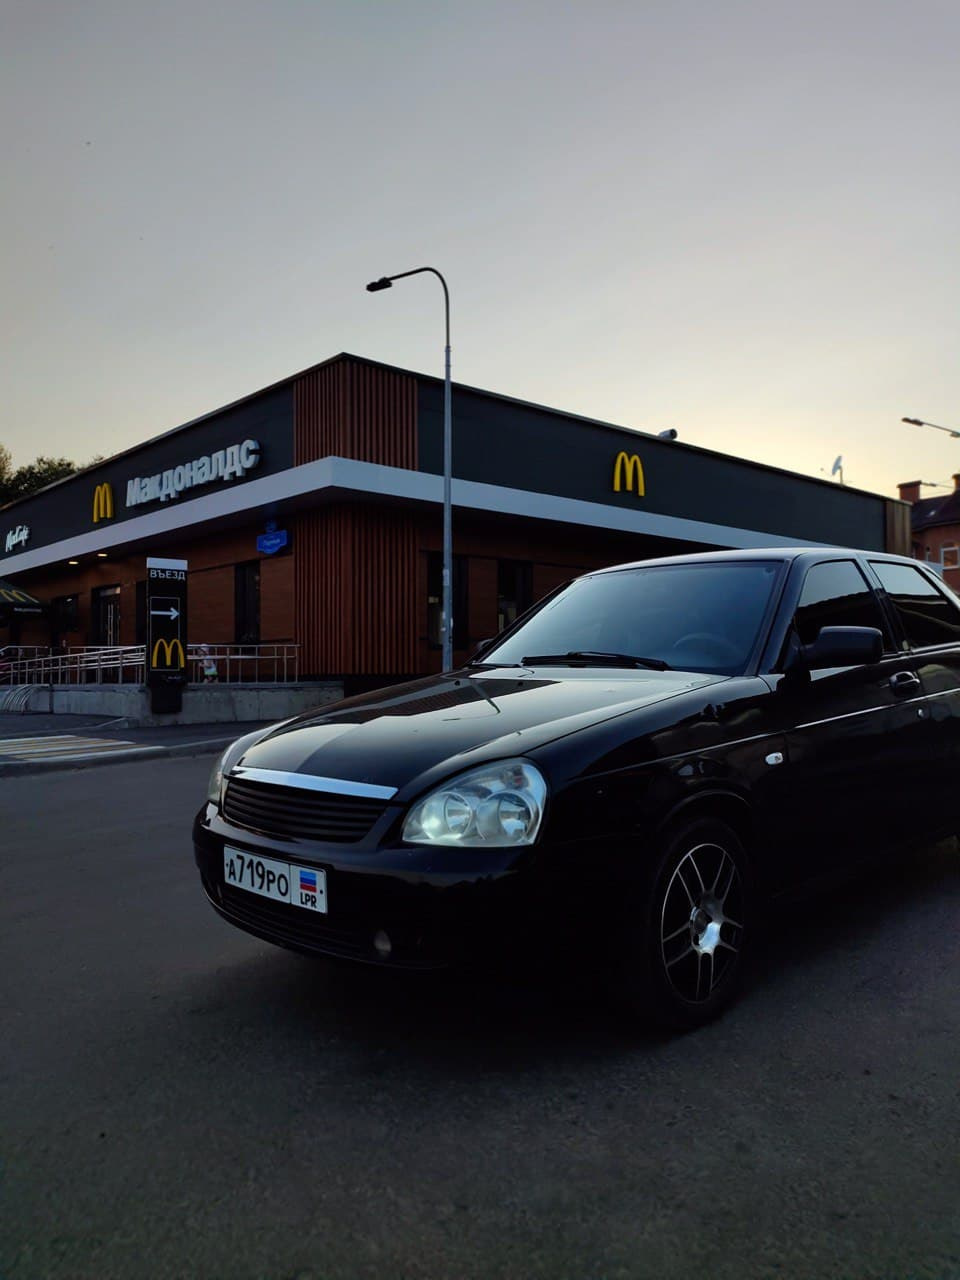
[0,451,92,506]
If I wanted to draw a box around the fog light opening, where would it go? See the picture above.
[373,929,392,958]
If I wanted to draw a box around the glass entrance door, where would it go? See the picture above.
[92,585,121,647]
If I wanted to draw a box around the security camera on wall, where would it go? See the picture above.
[657,428,678,441]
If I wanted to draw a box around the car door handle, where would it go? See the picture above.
[889,670,921,696]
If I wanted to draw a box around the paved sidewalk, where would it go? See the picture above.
[0,713,271,776]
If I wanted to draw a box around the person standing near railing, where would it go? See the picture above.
[199,644,219,683]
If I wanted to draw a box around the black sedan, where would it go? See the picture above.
[194,548,960,1027]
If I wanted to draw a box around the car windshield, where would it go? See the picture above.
[480,561,782,675]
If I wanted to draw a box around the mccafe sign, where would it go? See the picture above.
[3,524,30,554]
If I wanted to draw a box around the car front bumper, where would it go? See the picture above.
[193,805,541,970]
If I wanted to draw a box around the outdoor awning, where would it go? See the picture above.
[0,578,45,617]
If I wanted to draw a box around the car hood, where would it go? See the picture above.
[234,666,728,795]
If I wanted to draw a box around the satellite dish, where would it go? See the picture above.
[831,455,843,476]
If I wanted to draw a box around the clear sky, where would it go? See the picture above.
[2,0,958,498]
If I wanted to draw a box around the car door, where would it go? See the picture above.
[767,557,926,889]
[867,559,960,842]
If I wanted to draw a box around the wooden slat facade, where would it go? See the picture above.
[294,505,418,677]
[293,357,417,468]
[293,357,420,676]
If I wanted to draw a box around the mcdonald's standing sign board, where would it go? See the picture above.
[146,556,188,690]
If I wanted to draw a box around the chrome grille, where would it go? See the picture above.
[223,775,388,842]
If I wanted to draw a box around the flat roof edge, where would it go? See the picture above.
[0,350,905,513]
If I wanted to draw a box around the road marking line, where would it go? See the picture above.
[0,736,92,745]
[0,735,136,759]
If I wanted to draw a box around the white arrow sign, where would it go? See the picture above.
[150,606,180,620]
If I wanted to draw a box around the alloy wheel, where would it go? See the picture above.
[659,841,744,1004]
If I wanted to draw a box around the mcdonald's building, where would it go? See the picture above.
[0,351,910,691]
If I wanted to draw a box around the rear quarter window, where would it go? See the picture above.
[870,562,960,649]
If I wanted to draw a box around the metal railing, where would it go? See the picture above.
[0,647,51,688]
[0,644,299,686]
[0,645,49,664]
[185,644,300,685]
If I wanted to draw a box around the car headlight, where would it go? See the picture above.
[402,759,547,847]
[205,730,269,807]
[207,750,228,805]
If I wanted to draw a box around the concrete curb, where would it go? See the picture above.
[0,736,236,779]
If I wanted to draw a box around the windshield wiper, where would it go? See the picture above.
[520,650,671,671]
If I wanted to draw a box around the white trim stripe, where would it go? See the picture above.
[0,455,840,575]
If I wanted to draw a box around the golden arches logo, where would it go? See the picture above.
[92,483,114,523]
[613,451,645,497]
[151,637,185,669]
[0,587,34,603]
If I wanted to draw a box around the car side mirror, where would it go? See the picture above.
[802,625,883,671]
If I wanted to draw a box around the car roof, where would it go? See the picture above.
[588,547,920,576]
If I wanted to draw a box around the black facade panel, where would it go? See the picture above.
[418,383,887,551]
[0,384,294,556]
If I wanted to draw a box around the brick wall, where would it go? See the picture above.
[8,523,292,650]
[7,497,705,678]
[188,566,235,644]
[261,554,294,641]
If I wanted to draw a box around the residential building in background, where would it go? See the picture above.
[897,477,960,588]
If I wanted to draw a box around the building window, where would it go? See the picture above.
[91,584,121,647]
[427,553,468,649]
[497,560,533,633]
[235,562,261,645]
[942,544,959,568]
[52,594,79,634]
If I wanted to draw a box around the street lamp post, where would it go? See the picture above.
[367,268,453,671]
[902,416,960,439]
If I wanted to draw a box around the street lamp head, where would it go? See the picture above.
[366,277,393,293]
[902,417,924,426]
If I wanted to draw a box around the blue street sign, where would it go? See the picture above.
[256,529,288,556]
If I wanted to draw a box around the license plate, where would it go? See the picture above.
[223,847,327,913]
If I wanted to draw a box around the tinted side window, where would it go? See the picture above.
[870,562,960,648]
[794,561,886,646]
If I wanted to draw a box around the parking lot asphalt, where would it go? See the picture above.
[2,755,960,1280]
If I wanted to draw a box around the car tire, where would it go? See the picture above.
[616,817,751,1031]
